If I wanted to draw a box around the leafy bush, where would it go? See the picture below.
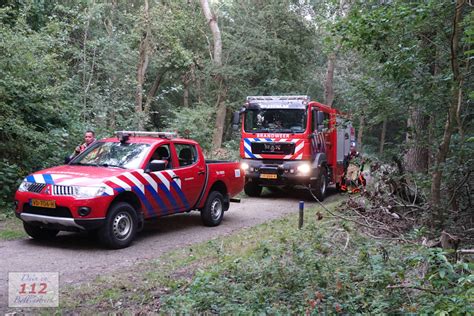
[166,103,215,153]
[159,220,473,314]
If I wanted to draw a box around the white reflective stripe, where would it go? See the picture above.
[283,155,292,159]
[154,172,170,190]
[123,173,145,194]
[244,141,252,151]
[141,173,158,192]
[166,170,181,188]
[254,154,262,159]
[33,174,45,183]
[295,141,304,153]
[109,176,132,191]
[295,153,303,159]
[103,185,114,195]
[279,139,287,142]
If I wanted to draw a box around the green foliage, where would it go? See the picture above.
[159,219,473,314]
[411,249,474,314]
[166,103,215,153]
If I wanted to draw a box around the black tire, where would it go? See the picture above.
[244,181,262,197]
[98,202,137,249]
[312,167,328,201]
[23,222,59,240]
[201,191,225,227]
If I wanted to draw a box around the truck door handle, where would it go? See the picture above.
[198,170,205,175]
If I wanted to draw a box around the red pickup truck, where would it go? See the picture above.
[14,131,244,248]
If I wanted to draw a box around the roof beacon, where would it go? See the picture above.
[115,131,177,142]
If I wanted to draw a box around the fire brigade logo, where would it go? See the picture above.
[43,185,51,195]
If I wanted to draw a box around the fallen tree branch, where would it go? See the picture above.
[307,187,415,244]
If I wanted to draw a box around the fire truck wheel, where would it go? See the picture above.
[23,222,59,240]
[99,202,138,249]
[201,191,224,227]
[312,168,327,201]
[244,181,262,197]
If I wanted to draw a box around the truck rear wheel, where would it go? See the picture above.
[99,202,137,249]
[312,168,327,201]
[244,181,262,197]
[201,191,224,227]
[23,222,59,240]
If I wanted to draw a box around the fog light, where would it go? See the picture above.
[78,207,91,217]
[241,162,249,171]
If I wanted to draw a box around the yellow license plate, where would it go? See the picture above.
[260,174,278,179]
[31,199,56,208]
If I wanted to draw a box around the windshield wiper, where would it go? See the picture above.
[69,162,90,166]
[98,163,126,169]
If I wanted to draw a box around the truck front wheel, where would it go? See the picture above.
[201,191,224,227]
[23,222,59,240]
[244,181,262,197]
[99,202,137,249]
[311,168,327,201]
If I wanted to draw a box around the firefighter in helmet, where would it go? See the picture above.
[340,142,366,193]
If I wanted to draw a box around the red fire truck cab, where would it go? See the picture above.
[14,131,244,248]
[233,96,355,200]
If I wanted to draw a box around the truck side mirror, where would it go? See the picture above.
[232,111,240,131]
[317,111,325,125]
[145,160,167,173]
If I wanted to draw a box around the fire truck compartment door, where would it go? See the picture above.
[336,118,351,163]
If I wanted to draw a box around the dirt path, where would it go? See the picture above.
[0,189,342,310]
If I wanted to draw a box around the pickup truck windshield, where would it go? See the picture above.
[244,109,307,133]
[71,142,150,169]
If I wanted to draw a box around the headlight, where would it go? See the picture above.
[73,186,106,198]
[18,181,31,192]
[297,163,311,175]
[241,162,249,171]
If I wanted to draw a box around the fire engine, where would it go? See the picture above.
[233,96,355,200]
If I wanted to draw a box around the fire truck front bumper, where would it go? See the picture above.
[241,159,319,186]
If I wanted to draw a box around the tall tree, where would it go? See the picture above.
[135,0,153,130]
[199,0,226,150]
[430,0,466,216]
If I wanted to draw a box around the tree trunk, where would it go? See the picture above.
[135,0,151,130]
[199,0,226,150]
[404,108,429,173]
[430,0,464,218]
[144,71,166,117]
[324,52,336,107]
[379,118,387,155]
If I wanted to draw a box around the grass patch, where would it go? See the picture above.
[23,200,473,314]
[0,211,26,240]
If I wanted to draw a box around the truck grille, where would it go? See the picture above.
[26,183,47,193]
[52,185,74,196]
[22,204,73,218]
[251,142,295,155]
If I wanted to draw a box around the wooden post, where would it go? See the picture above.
[299,201,304,229]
